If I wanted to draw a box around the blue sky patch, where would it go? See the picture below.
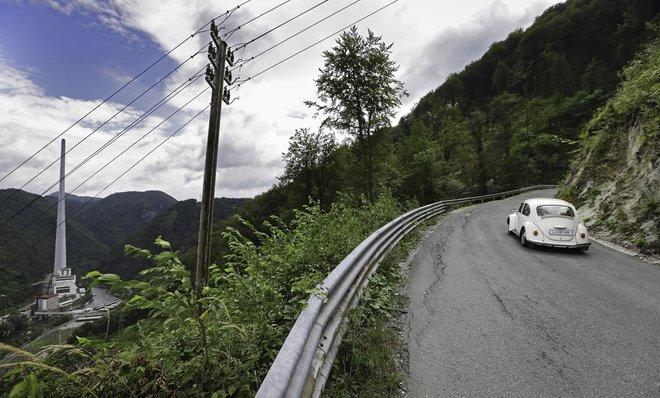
[0,2,176,102]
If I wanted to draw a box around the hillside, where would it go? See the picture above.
[73,190,177,248]
[560,28,660,253]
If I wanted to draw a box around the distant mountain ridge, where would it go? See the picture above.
[72,190,177,249]
[45,192,100,205]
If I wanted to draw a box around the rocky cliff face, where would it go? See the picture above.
[560,30,659,253]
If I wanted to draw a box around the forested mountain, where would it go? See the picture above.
[201,0,660,279]
[45,192,99,205]
[71,191,177,248]
[560,28,659,253]
[0,190,243,309]
[390,0,659,202]
[0,189,109,308]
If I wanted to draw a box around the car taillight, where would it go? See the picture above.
[580,232,586,238]
[533,229,539,236]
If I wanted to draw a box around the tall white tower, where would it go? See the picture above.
[48,138,80,300]
[53,139,67,273]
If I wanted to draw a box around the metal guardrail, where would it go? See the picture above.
[255,185,557,398]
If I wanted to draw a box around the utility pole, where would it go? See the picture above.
[195,20,234,297]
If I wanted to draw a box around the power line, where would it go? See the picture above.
[230,0,360,71]
[223,0,296,41]
[213,0,253,27]
[0,70,206,232]
[62,69,207,187]
[63,87,209,210]
[2,103,210,271]
[231,0,329,51]
[235,0,399,86]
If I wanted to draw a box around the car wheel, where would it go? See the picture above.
[520,228,529,247]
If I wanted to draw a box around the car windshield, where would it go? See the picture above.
[536,205,574,217]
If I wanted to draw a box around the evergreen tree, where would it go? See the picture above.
[306,26,407,201]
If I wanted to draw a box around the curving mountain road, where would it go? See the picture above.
[404,189,660,397]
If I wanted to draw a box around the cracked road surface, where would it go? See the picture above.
[404,189,660,397]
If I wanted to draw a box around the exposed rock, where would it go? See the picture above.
[560,33,660,254]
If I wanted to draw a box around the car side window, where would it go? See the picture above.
[518,203,525,213]
[522,203,531,216]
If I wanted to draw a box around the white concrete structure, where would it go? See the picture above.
[54,139,67,274]
[52,267,78,297]
[50,139,82,300]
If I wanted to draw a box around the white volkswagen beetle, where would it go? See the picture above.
[507,198,591,251]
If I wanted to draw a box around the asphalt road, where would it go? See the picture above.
[404,189,660,397]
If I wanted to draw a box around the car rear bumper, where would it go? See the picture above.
[530,240,591,249]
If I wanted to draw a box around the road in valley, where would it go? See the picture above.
[404,189,660,397]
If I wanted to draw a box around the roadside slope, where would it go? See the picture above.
[559,27,660,253]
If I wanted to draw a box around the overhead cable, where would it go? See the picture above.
[223,0,296,41]
[0,0,251,197]
[231,0,360,71]
[231,0,329,51]
[235,0,398,85]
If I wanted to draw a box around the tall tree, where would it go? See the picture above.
[468,109,489,194]
[306,26,406,201]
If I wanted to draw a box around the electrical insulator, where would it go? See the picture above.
[207,44,217,68]
[226,49,235,67]
[222,87,231,104]
[224,70,233,85]
[205,64,215,89]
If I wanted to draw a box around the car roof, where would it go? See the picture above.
[524,198,575,208]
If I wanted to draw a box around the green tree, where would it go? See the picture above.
[487,92,527,189]
[468,109,489,193]
[491,60,513,92]
[280,128,337,208]
[306,26,407,201]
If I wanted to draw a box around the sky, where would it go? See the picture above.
[0,0,564,201]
